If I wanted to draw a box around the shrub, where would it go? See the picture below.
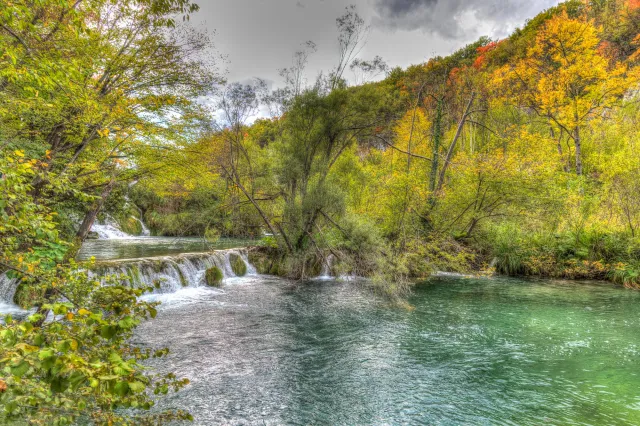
[609,263,640,289]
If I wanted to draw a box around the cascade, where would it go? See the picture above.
[89,187,151,239]
[315,254,334,279]
[91,220,133,239]
[0,274,18,305]
[137,217,151,236]
[91,249,256,294]
[0,249,256,311]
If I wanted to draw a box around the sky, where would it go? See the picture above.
[194,0,561,90]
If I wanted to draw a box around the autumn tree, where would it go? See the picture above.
[0,1,218,422]
[1,0,218,245]
[495,11,631,175]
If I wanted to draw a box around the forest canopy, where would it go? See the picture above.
[0,0,639,423]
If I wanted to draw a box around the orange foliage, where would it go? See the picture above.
[473,40,500,69]
[598,40,620,60]
[631,34,640,62]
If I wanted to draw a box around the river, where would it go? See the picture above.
[2,237,640,424]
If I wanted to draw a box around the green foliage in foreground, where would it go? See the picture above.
[0,278,192,425]
[0,154,191,423]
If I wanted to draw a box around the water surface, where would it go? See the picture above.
[77,237,254,261]
[135,276,640,425]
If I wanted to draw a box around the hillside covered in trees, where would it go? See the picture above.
[0,0,639,423]
[130,0,640,289]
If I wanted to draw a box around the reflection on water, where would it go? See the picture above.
[136,276,640,425]
[76,237,254,261]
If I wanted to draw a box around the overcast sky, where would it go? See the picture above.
[194,0,560,90]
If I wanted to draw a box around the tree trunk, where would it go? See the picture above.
[436,92,476,193]
[295,209,319,251]
[75,178,116,244]
[550,126,570,173]
[574,125,582,176]
[428,98,443,206]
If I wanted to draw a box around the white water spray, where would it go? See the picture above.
[91,219,134,239]
[314,254,334,280]
[0,249,257,314]
[92,249,256,293]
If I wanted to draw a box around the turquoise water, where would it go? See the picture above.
[76,237,254,261]
[135,275,640,425]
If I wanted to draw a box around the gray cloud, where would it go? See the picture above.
[373,0,558,39]
[192,0,560,97]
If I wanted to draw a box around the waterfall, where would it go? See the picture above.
[0,273,25,315]
[90,214,150,239]
[138,218,151,236]
[92,249,256,294]
[315,254,334,280]
[0,249,257,314]
[0,274,18,304]
[91,220,133,239]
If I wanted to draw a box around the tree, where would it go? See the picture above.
[494,11,631,175]
[214,82,286,248]
[0,151,191,425]
[350,55,389,85]
[0,0,217,422]
[1,0,218,246]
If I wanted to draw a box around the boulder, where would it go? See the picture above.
[205,266,223,287]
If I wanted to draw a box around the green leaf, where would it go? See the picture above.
[38,348,55,360]
[100,325,117,339]
[113,381,129,397]
[128,380,145,393]
[50,376,69,393]
[10,361,29,377]
[98,375,119,381]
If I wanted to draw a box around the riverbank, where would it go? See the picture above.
[247,232,640,292]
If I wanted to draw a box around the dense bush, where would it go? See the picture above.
[483,223,640,286]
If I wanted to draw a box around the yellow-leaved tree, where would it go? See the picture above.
[494,11,632,175]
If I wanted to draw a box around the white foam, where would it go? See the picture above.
[0,302,28,317]
[140,286,224,308]
[91,221,133,239]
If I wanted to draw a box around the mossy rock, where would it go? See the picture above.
[248,247,286,276]
[86,231,100,240]
[229,253,247,277]
[119,216,143,235]
[205,266,223,287]
[248,250,270,274]
[13,282,45,309]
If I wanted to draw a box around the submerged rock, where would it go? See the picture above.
[205,266,223,287]
[86,231,100,240]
